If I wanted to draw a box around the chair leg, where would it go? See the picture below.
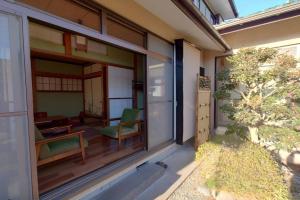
[79,134,86,163]
[118,138,122,150]
[140,133,143,143]
[81,149,86,163]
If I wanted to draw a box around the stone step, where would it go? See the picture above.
[89,163,166,200]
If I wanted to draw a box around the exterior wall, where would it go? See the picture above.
[94,0,181,43]
[222,16,300,51]
[203,50,226,132]
[182,42,203,142]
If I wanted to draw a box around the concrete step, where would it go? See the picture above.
[89,163,166,200]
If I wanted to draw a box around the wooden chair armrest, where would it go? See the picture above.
[117,120,144,137]
[35,130,84,145]
[40,124,72,134]
[102,119,109,126]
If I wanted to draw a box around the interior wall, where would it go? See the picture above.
[182,42,202,142]
[35,59,83,117]
[36,92,83,117]
[29,22,135,67]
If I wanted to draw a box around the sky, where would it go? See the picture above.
[234,0,289,17]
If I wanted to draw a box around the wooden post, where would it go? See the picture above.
[195,75,211,150]
[63,32,72,56]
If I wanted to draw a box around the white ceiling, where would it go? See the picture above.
[135,0,224,51]
[206,0,236,20]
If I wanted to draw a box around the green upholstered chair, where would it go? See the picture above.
[34,126,88,166]
[98,108,142,147]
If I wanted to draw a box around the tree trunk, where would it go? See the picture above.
[248,126,259,143]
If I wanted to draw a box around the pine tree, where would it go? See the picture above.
[215,48,299,143]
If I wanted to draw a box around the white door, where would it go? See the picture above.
[0,11,33,199]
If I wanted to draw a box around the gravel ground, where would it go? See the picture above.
[168,165,213,200]
[168,148,221,200]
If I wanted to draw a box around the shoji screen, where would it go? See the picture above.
[84,64,103,116]
[108,66,133,125]
[147,34,174,149]
[0,12,32,199]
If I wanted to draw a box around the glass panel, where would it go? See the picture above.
[148,102,173,149]
[0,13,27,112]
[147,58,173,103]
[109,99,132,119]
[107,17,145,47]
[147,34,174,149]
[108,66,133,98]
[147,34,173,58]
[0,115,32,200]
[0,12,32,200]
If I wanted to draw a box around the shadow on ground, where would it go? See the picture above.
[287,152,300,200]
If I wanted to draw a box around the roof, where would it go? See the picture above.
[215,1,300,34]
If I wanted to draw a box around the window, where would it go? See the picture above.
[20,0,101,31]
[107,16,146,47]
[193,0,217,24]
[36,76,82,92]
[62,78,82,91]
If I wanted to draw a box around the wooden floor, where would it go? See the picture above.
[37,125,145,194]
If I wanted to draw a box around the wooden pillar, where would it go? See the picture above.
[175,39,184,145]
[133,54,138,108]
[103,65,108,122]
[63,32,72,56]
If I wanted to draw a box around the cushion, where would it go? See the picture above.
[99,126,138,139]
[120,108,140,128]
[34,126,51,159]
[45,137,88,159]
[34,126,45,141]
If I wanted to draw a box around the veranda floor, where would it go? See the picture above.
[37,125,144,193]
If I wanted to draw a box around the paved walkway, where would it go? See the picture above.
[137,141,197,200]
[79,141,197,200]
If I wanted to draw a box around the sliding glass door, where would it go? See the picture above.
[108,66,134,125]
[0,11,33,199]
[147,34,174,149]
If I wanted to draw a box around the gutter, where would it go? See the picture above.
[171,0,231,52]
[216,2,300,34]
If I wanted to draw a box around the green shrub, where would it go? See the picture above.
[196,135,290,200]
[225,123,247,139]
[259,126,300,151]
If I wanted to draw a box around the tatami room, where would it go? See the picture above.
[29,21,146,193]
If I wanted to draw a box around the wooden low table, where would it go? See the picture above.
[35,115,67,125]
